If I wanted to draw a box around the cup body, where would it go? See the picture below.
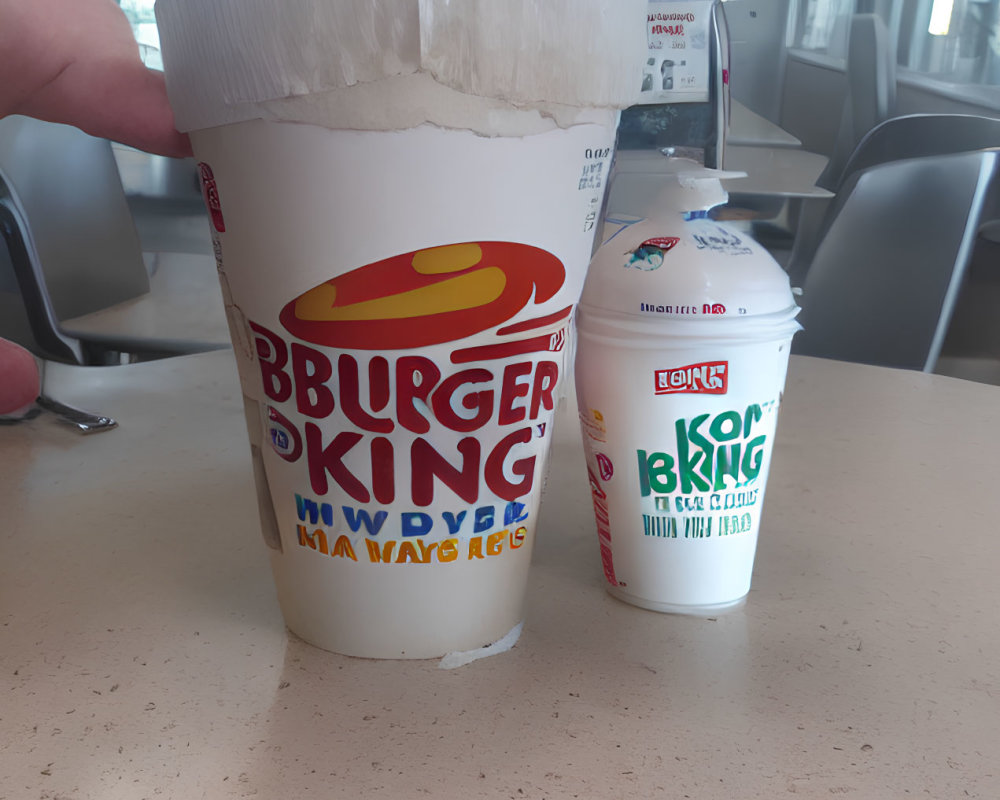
[190,119,615,657]
[575,310,796,612]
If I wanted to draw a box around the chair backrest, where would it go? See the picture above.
[838,113,1000,181]
[784,113,1000,289]
[0,116,150,323]
[792,148,1000,371]
[816,13,897,191]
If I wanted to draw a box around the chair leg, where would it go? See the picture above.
[0,202,84,364]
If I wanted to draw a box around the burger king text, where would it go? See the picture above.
[249,321,560,507]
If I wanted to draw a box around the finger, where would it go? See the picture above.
[15,60,192,158]
[0,0,191,158]
[0,339,41,415]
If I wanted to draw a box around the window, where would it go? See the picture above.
[791,0,1000,86]
[794,0,855,58]
[899,0,1000,83]
[118,0,162,71]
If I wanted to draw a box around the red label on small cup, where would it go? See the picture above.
[654,361,728,395]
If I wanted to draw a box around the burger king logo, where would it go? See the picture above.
[279,241,566,351]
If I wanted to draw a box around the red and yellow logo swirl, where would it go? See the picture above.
[279,242,565,350]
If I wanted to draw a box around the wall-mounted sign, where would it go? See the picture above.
[636,0,714,104]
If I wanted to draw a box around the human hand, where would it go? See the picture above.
[0,339,40,415]
[0,0,191,158]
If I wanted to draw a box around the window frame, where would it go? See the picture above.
[785,0,1000,109]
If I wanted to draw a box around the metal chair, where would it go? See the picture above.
[0,115,229,364]
[770,12,898,284]
[816,12,897,192]
[791,146,1000,371]
[785,113,1000,289]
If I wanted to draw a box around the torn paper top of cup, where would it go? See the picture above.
[154,0,648,135]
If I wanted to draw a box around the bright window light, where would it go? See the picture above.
[928,0,954,36]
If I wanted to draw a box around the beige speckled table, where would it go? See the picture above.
[2,350,999,798]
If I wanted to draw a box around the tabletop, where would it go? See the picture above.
[728,101,802,149]
[59,252,230,353]
[609,147,833,209]
[2,350,999,798]
[722,145,834,199]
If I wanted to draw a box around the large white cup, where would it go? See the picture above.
[154,0,645,658]
[188,121,617,657]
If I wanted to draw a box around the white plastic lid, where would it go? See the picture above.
[154,0,647,134]
[582,164,798,320]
